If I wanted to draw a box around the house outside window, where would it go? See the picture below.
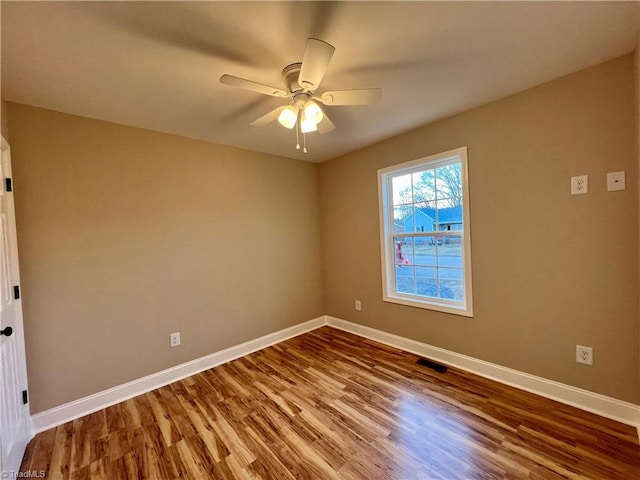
[378,147,473,316]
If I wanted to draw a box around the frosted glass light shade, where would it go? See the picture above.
[278,106,298,129]
[301,117,318,133]
[303,101,323,124]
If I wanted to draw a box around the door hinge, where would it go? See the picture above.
[22,390,28,405]
[5,178,12,192]
[13,285,20,300]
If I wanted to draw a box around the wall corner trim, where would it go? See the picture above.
[30,315,640,438]
[30,316,328,435]
[325,316,640,431]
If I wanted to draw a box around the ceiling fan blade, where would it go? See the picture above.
[250,106,286,126]
[220,74,287,97]
[320,89,382,106]
[298,38,335,91]
[317,113,335,134]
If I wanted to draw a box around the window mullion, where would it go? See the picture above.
[394,231,463,238]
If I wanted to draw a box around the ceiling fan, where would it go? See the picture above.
[220,38,382,153]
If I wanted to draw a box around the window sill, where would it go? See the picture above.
[383,294,473,318]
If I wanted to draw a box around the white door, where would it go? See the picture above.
[0,136,31,475]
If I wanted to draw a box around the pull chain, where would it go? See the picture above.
[295,109,301,150]
[293,109,308,153]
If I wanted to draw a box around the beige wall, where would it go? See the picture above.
[636,35,640,399]
[7,103,324,413]
[1,99,9,140]
[320,54,639,403]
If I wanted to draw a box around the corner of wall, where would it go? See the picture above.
[314,161,329,315]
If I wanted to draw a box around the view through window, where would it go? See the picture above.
[378,147,473,316]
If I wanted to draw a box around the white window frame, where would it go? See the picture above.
[378,146,473,317]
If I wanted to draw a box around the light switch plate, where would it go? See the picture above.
[607,171,625,191]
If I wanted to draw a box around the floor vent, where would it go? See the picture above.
[416,357,448,373]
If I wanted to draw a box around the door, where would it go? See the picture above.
[0,136,30,475]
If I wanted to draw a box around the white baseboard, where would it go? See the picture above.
[31,314,640,438]
[326,316,640,432]
[30,316,326,435]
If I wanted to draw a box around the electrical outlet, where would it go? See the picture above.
[355,300,362,311]
[170,332,181,348]
[576,345,592,365]
[571,175,588,195]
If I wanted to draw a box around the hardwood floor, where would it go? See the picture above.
[20,327,640,479]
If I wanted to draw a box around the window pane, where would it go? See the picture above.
[412,170,436,205]
[416,267,438,298]
[435,163,462,200]
[439,235,462,268]
[435,199,463,232]
[411,204,434,233]
[394,206,412,234]
[392,174,413,206]
[414,236,437,266]
[393,237,413,265]
[395,264,415,294]
[439,268,464,301]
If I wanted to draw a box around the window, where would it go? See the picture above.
[378,147,473,316]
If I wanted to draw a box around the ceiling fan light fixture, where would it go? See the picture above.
[220,37,381,153]
[278,106,298,129]
[303,100,323,124]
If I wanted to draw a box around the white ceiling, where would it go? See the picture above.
[2,1,639,162]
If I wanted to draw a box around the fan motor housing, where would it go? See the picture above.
[292,93,311,108]
[282,63,305,94]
